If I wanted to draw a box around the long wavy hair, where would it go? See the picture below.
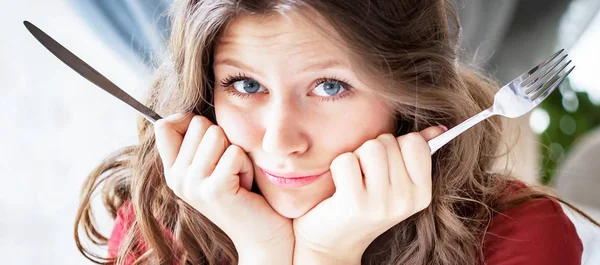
[74,0,598,264]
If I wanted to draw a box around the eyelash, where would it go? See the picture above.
[218,73,354,102]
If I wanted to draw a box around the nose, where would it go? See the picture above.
[261,101,310,157]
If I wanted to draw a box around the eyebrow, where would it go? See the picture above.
[300,59,347,72]
[213,57,263,75]
[213,57,348,74]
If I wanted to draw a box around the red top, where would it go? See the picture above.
[482,196,582,264]
[108,196,582,264]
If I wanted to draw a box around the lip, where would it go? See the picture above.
[259,168,328,188]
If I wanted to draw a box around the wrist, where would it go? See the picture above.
[293,242,363,265]
[237,241,294,265]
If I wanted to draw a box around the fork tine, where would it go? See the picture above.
[518,49,565,84]
[530,65,575,102]
[524,54,569,93]
[526,58,571,96]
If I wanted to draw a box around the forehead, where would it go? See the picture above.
[214,12,351,64]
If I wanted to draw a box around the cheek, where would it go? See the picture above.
[214,103,260,149]
[321,102,395,153]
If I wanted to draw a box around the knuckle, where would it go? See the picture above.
[155,113,194,131]
[359,139,386,154]
[204,124,220,138]
[376,133,396,143]
[399,133,430,155]
[190,115,211,128]
[215,126,229,143]
[401,132,424,144]
[153,119,172,134]
[332,152,355,167]
[206,124,220,132]
[225,144,243,156]
[206,125,229,145]
[153,118,168,129]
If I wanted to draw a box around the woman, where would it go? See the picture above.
[75,0,596,264]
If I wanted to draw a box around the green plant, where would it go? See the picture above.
[538,78,600,184]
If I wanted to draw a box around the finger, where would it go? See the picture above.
[174,116,214,167]
[376,133,405,188]
[330,152,364,197]
[420,125,447,141]
[397,132,432,190]
[189,125,230,178]
[354,139,388,193]
[184,125,230,198]
[209,145,254,194]
[237,148,254,191]
[154,112,195,170]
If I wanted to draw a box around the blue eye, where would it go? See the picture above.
[313,80,347,97]
[219,73,353,102]
[232,79,264,94]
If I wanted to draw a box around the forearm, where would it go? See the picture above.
[292,245,362,265]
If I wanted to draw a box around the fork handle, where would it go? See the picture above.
[428,107,495,155]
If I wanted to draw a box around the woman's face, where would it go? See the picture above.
[213,12,396,218]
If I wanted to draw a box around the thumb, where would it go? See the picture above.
[210,145,254,193]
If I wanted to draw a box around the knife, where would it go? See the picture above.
[23,21,162,124]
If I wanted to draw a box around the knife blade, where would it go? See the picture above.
[23,20,162,124]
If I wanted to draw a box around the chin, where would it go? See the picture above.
[273,203,313,219]
[263,193,321,219]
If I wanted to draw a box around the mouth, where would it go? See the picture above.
[259,168,328,188]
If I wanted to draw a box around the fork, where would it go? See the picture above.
[428,49,574,155]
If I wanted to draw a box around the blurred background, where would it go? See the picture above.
[1,0,599,264]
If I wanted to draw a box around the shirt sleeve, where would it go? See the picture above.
[483,197,583,265]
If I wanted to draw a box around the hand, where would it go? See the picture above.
[292,126,445,264]
[154,113,294,256]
